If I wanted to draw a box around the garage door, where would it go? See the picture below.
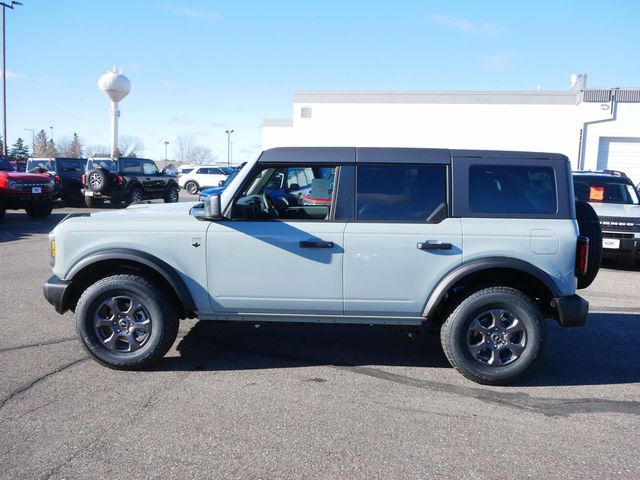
[597,137,640,185]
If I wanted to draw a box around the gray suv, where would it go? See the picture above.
[43,148,600,385]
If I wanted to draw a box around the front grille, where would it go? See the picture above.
[603,232,634,239]
[599,216,640,233]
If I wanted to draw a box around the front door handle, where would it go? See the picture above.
[300,240,335,248]
[417,240,453,251]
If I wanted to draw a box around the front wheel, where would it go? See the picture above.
[75,275,179,370]
[25,202,53,219]
[440,286,545,385]
[164,185,180,203]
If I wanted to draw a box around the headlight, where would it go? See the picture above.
[8,180,18,189]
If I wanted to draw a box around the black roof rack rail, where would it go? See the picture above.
[602,169,628,177]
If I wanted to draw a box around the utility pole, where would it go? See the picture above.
[0,1,21,157]
[225,129,234,166]
[24,127,34,153]
[164,140,169,161]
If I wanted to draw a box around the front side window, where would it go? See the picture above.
[142,161,158,175]
[230,165,337,221]
[469,165,557,214]
[356,165,446,222]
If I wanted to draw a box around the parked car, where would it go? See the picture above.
[199,164,245,199]
[82,157,180,208]
[44,147,599,385]
[178,166,230,194]
[26,157,86,206]
[573,169,640,265]
[0,155,55,220]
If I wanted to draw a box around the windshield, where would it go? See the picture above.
[27,159,55,172]
[0,156,14,171]
[87,159,118,172]
[222,168,241,186]
[574,178,640,205]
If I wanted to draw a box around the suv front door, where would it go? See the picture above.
[206,163,346,315]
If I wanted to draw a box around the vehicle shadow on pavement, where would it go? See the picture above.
[0,212,68,243]
[164,312,640,387]
[600,258,640,272]
[168,322,451,371]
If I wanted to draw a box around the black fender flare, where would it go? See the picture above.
[422,257,562,318]
[65,248,196,313]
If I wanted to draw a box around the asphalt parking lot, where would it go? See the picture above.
[1,197,639,480]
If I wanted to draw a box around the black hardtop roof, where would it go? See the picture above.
[573,170,634,183]
[258,147,568,164]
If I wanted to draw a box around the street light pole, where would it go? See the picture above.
[0,1,21,157]
[225,129,234,166]
[24,128,34,153]
[164,141,169,161]
[49,126,54,142]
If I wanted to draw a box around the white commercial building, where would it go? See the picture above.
[262,74,640,184]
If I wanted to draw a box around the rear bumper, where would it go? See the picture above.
[552,295,588,327]
[43,275,71,314]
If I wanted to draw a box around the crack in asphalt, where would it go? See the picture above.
[183,332,640,418]
[0,337,77,354]
[0,356,89,413]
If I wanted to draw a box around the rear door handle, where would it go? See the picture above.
[417,240,453,251]
[300,240,335,248]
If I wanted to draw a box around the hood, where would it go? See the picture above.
[90,200,199,219]
[1,170,52,182]
[589,202,640,218]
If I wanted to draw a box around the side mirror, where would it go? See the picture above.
[289,183,300,191]
[203,194,222,220]
[218,179,225,186]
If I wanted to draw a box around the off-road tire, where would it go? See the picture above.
[86,169,110,193]
[185,181,199,195]
[25,202,53,219]
[440,286,545,386]
[164,185,180,203]
[75,274,179,370]
[85,196,105,208]
[64,183,84,207]
[127,187,144,206]
[575,201,602,289]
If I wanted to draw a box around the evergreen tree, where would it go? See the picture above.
[9,137,29,161]
[67,132,83,158]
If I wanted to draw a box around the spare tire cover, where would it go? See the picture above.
[86,169,110,193]
[575,201,602,289]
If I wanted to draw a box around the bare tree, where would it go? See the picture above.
[118,135,144,157]
[85,144,111,158]
[173,134,217,164]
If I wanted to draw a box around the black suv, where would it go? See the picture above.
[26,157,86,206]
[83,157,180,208]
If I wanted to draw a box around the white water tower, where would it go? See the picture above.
[98,67,131,157]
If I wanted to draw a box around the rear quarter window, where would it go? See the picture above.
[469,165,557,214]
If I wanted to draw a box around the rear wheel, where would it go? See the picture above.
[64,184,84,207]
[75,274,179,370]
[25,202,53,219]
[575,201,602,289]
[185,181,198,195]
[127,187,144,206]
[85,196,105,208]
[441,286,545,385]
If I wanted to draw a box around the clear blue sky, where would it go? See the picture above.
[5,0,640,163]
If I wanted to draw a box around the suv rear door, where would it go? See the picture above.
[343,151,462,317]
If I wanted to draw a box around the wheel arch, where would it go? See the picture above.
[62,249,196,319]
[423,257,561,322]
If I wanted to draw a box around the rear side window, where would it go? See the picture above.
[356,165,446,222]
[122,159,142,173]
[469,165,557,214]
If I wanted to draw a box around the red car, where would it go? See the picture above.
[0,156,55,220]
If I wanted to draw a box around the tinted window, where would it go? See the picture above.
[356,165,446,222]
[122,159,142,173]
[58,159,85,173]
[470,165,557,214]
